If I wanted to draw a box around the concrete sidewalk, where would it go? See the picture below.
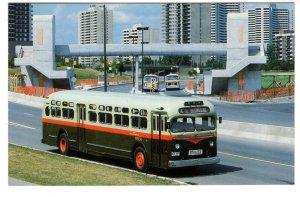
[8,91,294,145]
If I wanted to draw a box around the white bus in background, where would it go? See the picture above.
[143,74,159,92]
[165,73,180,90]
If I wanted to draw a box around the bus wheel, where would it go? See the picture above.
[58,133,70,156]
[134,147,148,172]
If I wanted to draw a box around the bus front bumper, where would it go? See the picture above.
[168,157,220,168]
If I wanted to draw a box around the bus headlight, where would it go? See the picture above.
[171,152,180,157]
[175,144,180,150]
[209,141,214,147]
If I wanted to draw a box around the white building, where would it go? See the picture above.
[78,4,113,66]
[248,4,289,44]
[122,24,160,61]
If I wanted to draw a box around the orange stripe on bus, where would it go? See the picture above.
[42,118,173,141]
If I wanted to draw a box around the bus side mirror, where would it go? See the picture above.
[218,117,222,124]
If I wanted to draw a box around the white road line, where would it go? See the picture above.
[8,121,36,130]
[23,113,33,116]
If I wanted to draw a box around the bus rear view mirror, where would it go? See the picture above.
[218,117,222,124]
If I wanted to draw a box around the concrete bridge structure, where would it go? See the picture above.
[14,13,266,94]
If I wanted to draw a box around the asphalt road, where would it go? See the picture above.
[93,82,294,127]
[8,101,294,185]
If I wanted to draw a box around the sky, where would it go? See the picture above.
[33,3,294,45]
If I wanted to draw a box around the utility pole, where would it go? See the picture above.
[137,26,149,93]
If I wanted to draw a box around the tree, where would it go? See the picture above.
[116,60,126,76]
[8,55,15,68]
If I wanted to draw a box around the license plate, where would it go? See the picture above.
[188,149,203,156]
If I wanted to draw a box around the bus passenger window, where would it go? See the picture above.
[69,109,74,119]
[132,116,139,128]
[45,106,50,116]
[140,117,147,129]
[99,112,105,123]
[122,107,129,113]
[115,114,121,125]
[51,107,56,117]
[99,105,105,111]
[106,113,112,124]
[89,111,97,122]
[122,115,129,127]
[89,104,96,110]
[62,108,68,118]
[56,107,61,117]
[106,106,112,112]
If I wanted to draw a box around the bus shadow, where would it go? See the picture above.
[150,163,243,179]
[48,150,242,180]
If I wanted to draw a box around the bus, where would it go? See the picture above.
[165,73,180,90]
[42,90,221,172]
[143,74,159,92]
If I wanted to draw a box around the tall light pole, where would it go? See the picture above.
[128,35,137,89]
[137,26,149,92]
[102,4,108,92]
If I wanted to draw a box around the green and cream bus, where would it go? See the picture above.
[42,90,220,172]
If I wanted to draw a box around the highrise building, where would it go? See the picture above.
[8,3,33,55]
[78,5,113,66]
[161,3,243,63]
[248,4,289,44]
[274,30,294,61]
[210,3,242,44]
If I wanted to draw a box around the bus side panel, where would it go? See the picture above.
[86,128,136,161]
[42,122,78,150]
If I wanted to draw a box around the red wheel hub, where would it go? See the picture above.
[136,152,145,169]
[60,138,66,153]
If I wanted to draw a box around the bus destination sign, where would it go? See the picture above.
[178,107,210,114]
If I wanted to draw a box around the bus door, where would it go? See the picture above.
[77,104,87,153]
[151,111,168,168]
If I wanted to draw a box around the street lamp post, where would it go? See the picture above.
[101,4,107,92]
[128,35,137,89]
[137,26,149,92]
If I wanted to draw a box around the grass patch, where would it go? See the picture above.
[261,74,294,89]
[8,67,21,76]
[8,144,177,186]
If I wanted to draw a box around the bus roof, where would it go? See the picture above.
[144,74,158,77]
[46,90,215,118]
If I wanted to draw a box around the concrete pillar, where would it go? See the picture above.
[226,13,248,69]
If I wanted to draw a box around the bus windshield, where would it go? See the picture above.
[144,76,157,83]
[170,116,215,133]
[166,75,179,81]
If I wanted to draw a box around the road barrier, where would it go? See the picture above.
[220,86,294,102]
[16,86,64,97]
[76,77,133,87]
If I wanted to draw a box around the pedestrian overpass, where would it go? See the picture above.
[14,13,266,94]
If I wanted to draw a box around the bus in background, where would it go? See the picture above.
[143,74,159,92]
[165,73,180,90]
[42,90,221,172]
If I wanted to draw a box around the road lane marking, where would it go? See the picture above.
[23,113,33,116]
[219,151,294,168]
[8,121,36,130]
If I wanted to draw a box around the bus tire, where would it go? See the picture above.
[133,147,148,172]
[58,133,70,156]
